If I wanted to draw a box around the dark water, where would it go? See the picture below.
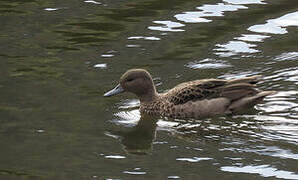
[0,0,297,179]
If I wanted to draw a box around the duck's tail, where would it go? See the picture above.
[227,90,277,113]
[227,75,262,85]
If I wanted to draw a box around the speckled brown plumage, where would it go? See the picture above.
[104,69,276,119]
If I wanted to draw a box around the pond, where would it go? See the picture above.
[0,0,297,179]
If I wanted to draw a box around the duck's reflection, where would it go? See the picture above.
[108,113,257,154]
[109,114,158,155]
[106,93,288,155]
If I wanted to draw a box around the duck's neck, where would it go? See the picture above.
[139,86,158,103]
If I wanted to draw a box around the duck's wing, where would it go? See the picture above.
[166,79,226,105]
[166,76,261,105]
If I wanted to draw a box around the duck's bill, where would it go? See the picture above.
[103,84,125,97]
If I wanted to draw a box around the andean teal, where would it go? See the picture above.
[104,69,276,119]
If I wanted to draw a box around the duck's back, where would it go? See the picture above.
[151,76,275,118]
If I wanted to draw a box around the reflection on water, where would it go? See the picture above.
[176,157,213,162]
[94,63,107,69]
[223,0,266,4]
[215,11,298,57]
[221,165,298,179]
[84,0,102,5]
[265,67,298,87]
[148,0,298,58]
[104,155,126,159]
[235,34,270,42]
[117,99,140,109]
[214,40,259,57]
[123,168,147,175]
[128,36,161,41]
[44,8,62,11]
[249,12,298,34]
[167,175,180,179]
[148,21,185,32]
[108,115,158,154]
[185,58,231,69]
[175,3,247,23]
[274,52,298,61]
[101,54,114,58]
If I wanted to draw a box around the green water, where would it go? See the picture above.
[0,0,297,179]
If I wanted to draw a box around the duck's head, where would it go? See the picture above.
[104,69,157,101]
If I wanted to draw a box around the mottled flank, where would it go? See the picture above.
[104,69,276,119]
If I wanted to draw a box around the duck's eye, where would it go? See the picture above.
[127,78,134,82]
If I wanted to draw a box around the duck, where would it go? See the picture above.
[103,69,276,119]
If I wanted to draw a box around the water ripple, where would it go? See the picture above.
[214,41,259,57]
[175,3,247,23]
[114,109,141,126]
[235,34,270,42]
[84,0,101,5]
[274,52,298,61]
[94,63,107,69]
[128,36,161,41]
[117,99,140,109]
[148,21,185,32]
[219,145,298,160]
[44,8,59,11]
[265,67,298,85]
[212,11,298,57]
[123,168,147,175]
[259,100,298,113]
[176,157,213,163]
[168,175,180,179]
[221,165,298,179]
[223,0,266,5]
[105,155,126,159]
[185,58,231,69]
[248,12,298,34]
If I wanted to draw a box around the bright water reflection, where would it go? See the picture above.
[223,0,266,4]
[214,40,259,57]
[235,34,270,42]
[148,21,185,32]
[221,165,298,179]
[175,3,247,23]
[216,11,298,57]
[249,12,298,34]
[185,58,231,69]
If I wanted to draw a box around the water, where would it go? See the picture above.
[0,0,297,179]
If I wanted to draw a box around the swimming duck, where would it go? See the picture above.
[104,69,276,119]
